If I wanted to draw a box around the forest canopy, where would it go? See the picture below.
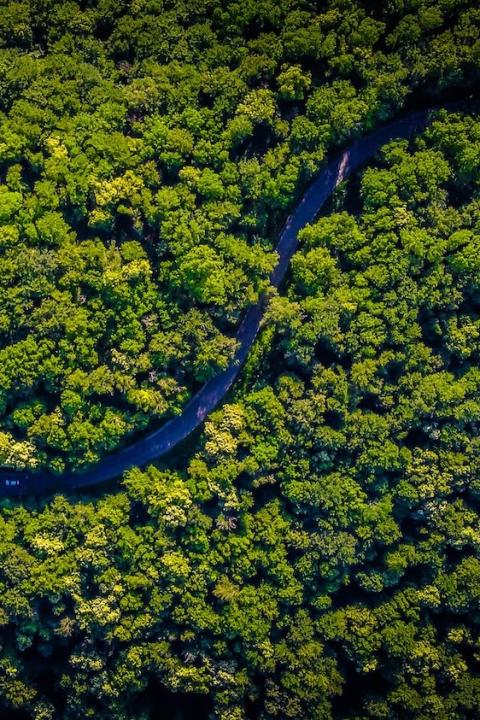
[0,0,479,470]
[1,1,480,720]
[2,107,480,720]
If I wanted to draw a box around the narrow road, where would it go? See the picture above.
[0,108,437,496]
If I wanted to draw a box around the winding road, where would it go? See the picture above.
[0,108,439,497]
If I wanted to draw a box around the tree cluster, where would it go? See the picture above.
[0,0,479,469]
[1,109,480,719]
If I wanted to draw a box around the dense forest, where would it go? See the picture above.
[1,0,480,718]
[0,0,478,471]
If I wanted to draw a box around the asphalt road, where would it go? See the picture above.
[0,108,436,497]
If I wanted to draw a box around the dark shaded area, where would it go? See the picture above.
[131,682,212,720]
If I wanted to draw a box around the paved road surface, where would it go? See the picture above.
[0,108,437,496]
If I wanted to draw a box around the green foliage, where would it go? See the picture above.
[0,0,478,470]
[0,1,479,719]
[1,111,480,718]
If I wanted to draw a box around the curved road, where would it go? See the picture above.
[0,108,438,497]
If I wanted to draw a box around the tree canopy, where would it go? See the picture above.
[0,0,478,470]
[1,1,480,719]
[2,108,480,718]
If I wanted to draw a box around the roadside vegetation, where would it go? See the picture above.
[0,0,478,470]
